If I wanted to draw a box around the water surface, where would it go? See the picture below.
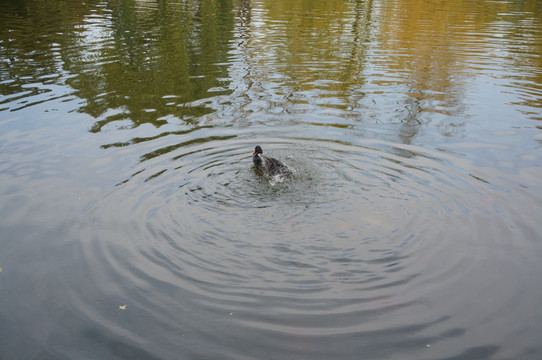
[1,0,542,359]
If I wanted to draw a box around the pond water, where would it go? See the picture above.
[1,0,542,359]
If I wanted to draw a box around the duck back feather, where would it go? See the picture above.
[252,146,290,176]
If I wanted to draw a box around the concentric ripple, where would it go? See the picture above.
[74,126,535,359]
[2,0,542,358]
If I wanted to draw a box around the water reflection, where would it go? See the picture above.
[73,0,235,131]
[1,0,235,128]
[1,0,542,359]
[2,0,541,132]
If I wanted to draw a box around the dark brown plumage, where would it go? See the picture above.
[252,146,291,176]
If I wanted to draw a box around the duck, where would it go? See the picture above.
[252,145,291,176]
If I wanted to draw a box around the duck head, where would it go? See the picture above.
[253,145,263,155]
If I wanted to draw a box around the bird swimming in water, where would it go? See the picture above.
[252,145,291,176]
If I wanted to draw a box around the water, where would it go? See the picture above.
[1,0,541,359]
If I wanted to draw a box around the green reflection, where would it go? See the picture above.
[73,0,236,131]
[0,0,235,129]
[1,0,541,137]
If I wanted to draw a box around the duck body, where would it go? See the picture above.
[252,145,291,176]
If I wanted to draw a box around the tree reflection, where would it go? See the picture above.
[0,0,235,132]
[73,0,236,132]
[1,0,541,143]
